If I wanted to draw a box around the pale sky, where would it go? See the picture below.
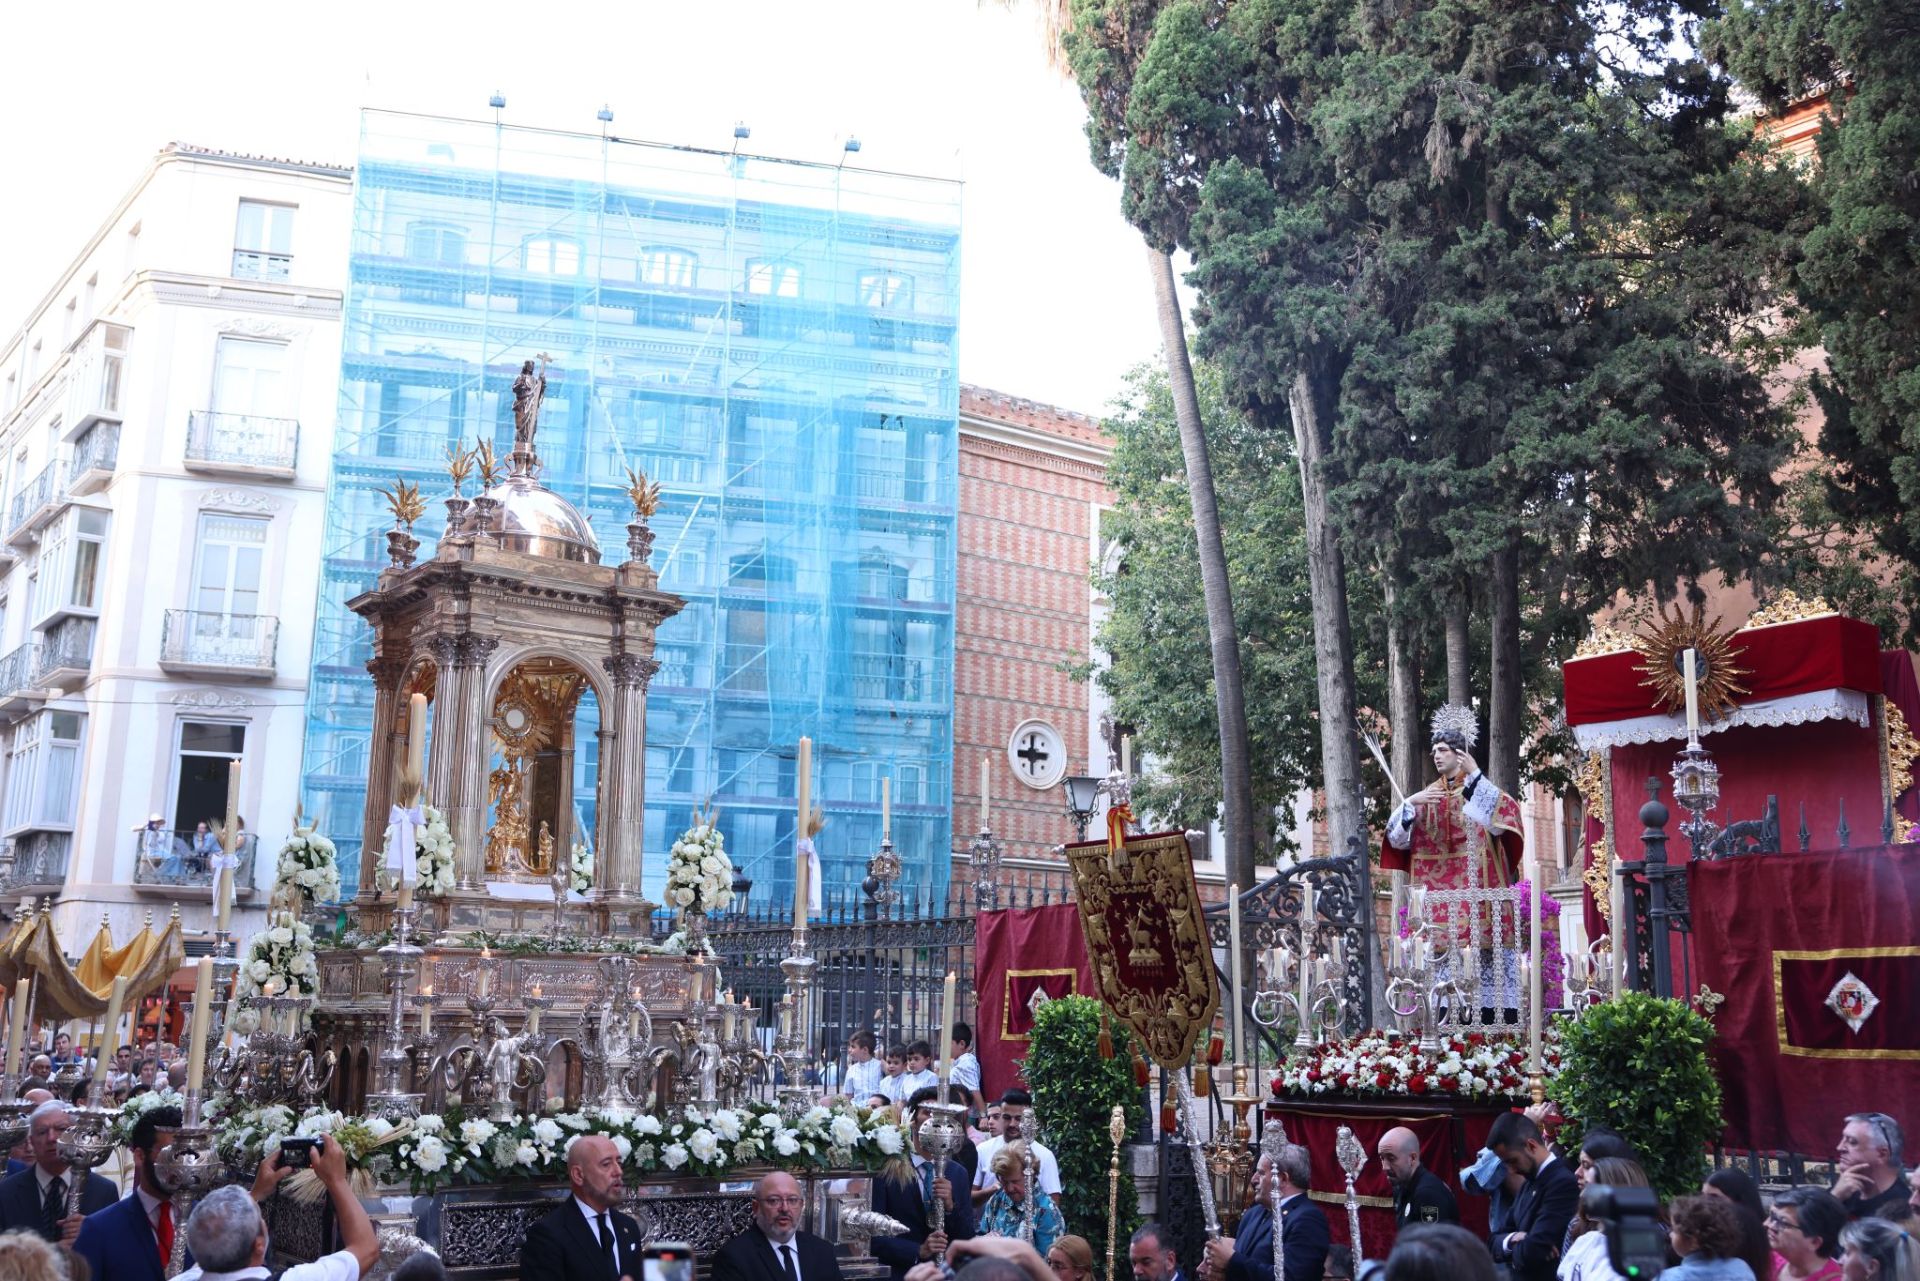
[0,0,1172,417]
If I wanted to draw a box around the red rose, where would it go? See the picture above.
[1436,1075,1455,1092]
[1409,1074,1429,1094]
[1375,1070,1392,1088]
[1306,1069,1322,1082]
[1509,1051,1525,1066]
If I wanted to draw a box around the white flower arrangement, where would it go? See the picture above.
[111,1087,187,1145]
[382,805,456,897]
[1273,1029,1561,1100]
[232,911,319,1032]
[664,819,732,914]
[274,825,341,908]
[570,840,593,895]
[213,1096,906,1194]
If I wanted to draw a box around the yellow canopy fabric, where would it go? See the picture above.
[0,913,185,1021]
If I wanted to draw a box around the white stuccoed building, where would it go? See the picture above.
[0,143,350,951]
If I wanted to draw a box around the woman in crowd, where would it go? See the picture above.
[978,1141,1065,1255]
[1383,1223,1498,1281]
[1770,1187,1852,1281]
[1045,1235,1093,1281]
[1703,1169,1777,1281]
[1559,1156,1663,1281]
[1666,1196,1759,1280]
[0,1229,70,1281]
[1838,1218,1919,1281]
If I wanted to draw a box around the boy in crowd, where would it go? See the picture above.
[844,1031,884,1102]
[950,1023,986,1116]
[879,1044,910,1102]
[897,1041,940,1099]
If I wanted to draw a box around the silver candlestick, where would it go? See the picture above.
[153,1091,222,1279]
[365,904,425,1120]
[1261,1113,1288,1281]
[1336,1124,1366,1263]
[914,1102,969,1257]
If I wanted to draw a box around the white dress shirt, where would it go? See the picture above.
[578,1195,624,1274]
[971,1135,1063,1195]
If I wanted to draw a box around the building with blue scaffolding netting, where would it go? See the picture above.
[299,110,961,910]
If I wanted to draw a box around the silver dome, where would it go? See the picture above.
[483,475,601,564]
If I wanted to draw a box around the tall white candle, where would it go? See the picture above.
[217,759,241,932]
[1611,860,1626,998]
[795,737,812,929]
[419,984,434,1039]
[185,958,214,1096]
[936,971,956,1085]
[1228,884,1245,1069]
[1120,735,1132,777]
[96,976,129,1081]
[1298,879,1315,1032]
[4,978,27,1082]
[881,775,891,841]
[1529,862,1544,1073]
[1683,648,1701,746]
[978,756,990,832]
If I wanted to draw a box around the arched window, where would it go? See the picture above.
[640,246,699,288]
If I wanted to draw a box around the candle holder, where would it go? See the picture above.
[1670,745,1721,858]
[970,828,1001,912]
[213,996,334,1110]
[914,1102,970,1256]
[585,956,652,1112]
[775,946,818,1116]
[49,1057,88,1101]
[1205,1069,1259,1236]
[153,1092,221,1279]
[1563,943,1611,1018]
[1335,1124,1366,1262]
[365,905,425,1121]
[56,1100,118,1218]
[0,1089,28,1155]
[866,837,902,908]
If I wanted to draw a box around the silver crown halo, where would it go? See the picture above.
[1429,703,1478,749]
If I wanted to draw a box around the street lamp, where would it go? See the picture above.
[1064,775,1104,841]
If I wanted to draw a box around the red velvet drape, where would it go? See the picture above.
[974,903,1093,1100]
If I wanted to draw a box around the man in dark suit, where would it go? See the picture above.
[1487,1111,1579,1281]
[1199,1144,1328,1281]
[1130,1222,1184,1281]
[74,1103,184,1281]
[0,1100,119,1243]
[1378,1126,1459,1240]
[711,1170,846,1281]
[521,1134,645,1281]
[870,1087,976,1281]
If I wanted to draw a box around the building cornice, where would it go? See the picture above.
[958,409,1112,469]
[136,271,344,317]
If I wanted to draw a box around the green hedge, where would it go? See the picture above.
[1551,992,1723,1199]
[1023,997,1145,1280]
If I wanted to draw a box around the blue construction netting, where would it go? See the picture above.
[298,110,962,909]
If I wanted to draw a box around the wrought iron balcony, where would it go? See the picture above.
[184,411,299,476]
[33,618,94,689]
[4,831,72,892]
[0,643,41,715]
[158,611,278,677]
[6,462,63,546]
[132,829,259,895]
[66,422,120,497]
[232,249,292,282]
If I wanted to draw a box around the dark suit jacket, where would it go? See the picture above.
[0,1165,119,1240]
[711,1226,845,1281]
[1494,1157,1579,1281]
[74,1193,170,1281]
[1226,1196,1329,1281]
[520,1198,645,1281]
[1393,1167,1461,1235]
[869,1158,976,1281]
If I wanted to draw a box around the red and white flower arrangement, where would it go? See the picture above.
[1273,1029,1561,1100]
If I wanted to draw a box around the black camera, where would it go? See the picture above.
[277,1136,322,1169]
[1584,1183,1667,1279]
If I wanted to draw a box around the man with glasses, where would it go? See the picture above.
[712,1171,846,1281]
[0,1100,119,1242]
[1833,1113,1909,1219]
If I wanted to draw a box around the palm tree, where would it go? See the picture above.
[1003,1,1259,890]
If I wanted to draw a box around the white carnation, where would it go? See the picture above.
[412,1135,448,1172]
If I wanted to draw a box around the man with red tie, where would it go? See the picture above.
[75,1105,184,1281]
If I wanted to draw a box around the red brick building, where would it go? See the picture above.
[949,386,1114,899]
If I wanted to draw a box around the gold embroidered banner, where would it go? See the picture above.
[1066,830,1218,1069]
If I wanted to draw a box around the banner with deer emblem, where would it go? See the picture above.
[1066,829,1220,1069]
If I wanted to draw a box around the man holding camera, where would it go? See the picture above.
[1486,1113,1578,1281]
[176,1134,383,1281]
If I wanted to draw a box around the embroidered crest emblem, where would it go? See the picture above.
[1825,971,1879,1034]
[1420,1206,1440,1223]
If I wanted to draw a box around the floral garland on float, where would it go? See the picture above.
[273,807,341,909]
[378,804,456,898]
[1273,1029,1562,1100]
[201,1098,907,1195]
[230,910,320,1035]
[663,806,732,947]
[570,839,593,895]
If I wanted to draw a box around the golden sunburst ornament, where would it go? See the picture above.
[1635,600,1750,725]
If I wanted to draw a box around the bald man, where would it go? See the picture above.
[1376,1128,1457,1239]
[520,1135,644,1281]
[712,1171,846,1281]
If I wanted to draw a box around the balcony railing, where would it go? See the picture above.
[232,250,292,282]
[0,643,41,714]
[6,463,61,543]
[66,422,120,496]
[159,611,278,675]
[185,411,299,474]
[33,618,94,688]
[4,831,71,891]
[132,829,258,892]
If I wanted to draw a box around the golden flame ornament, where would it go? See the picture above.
[1635,600,1749,726]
